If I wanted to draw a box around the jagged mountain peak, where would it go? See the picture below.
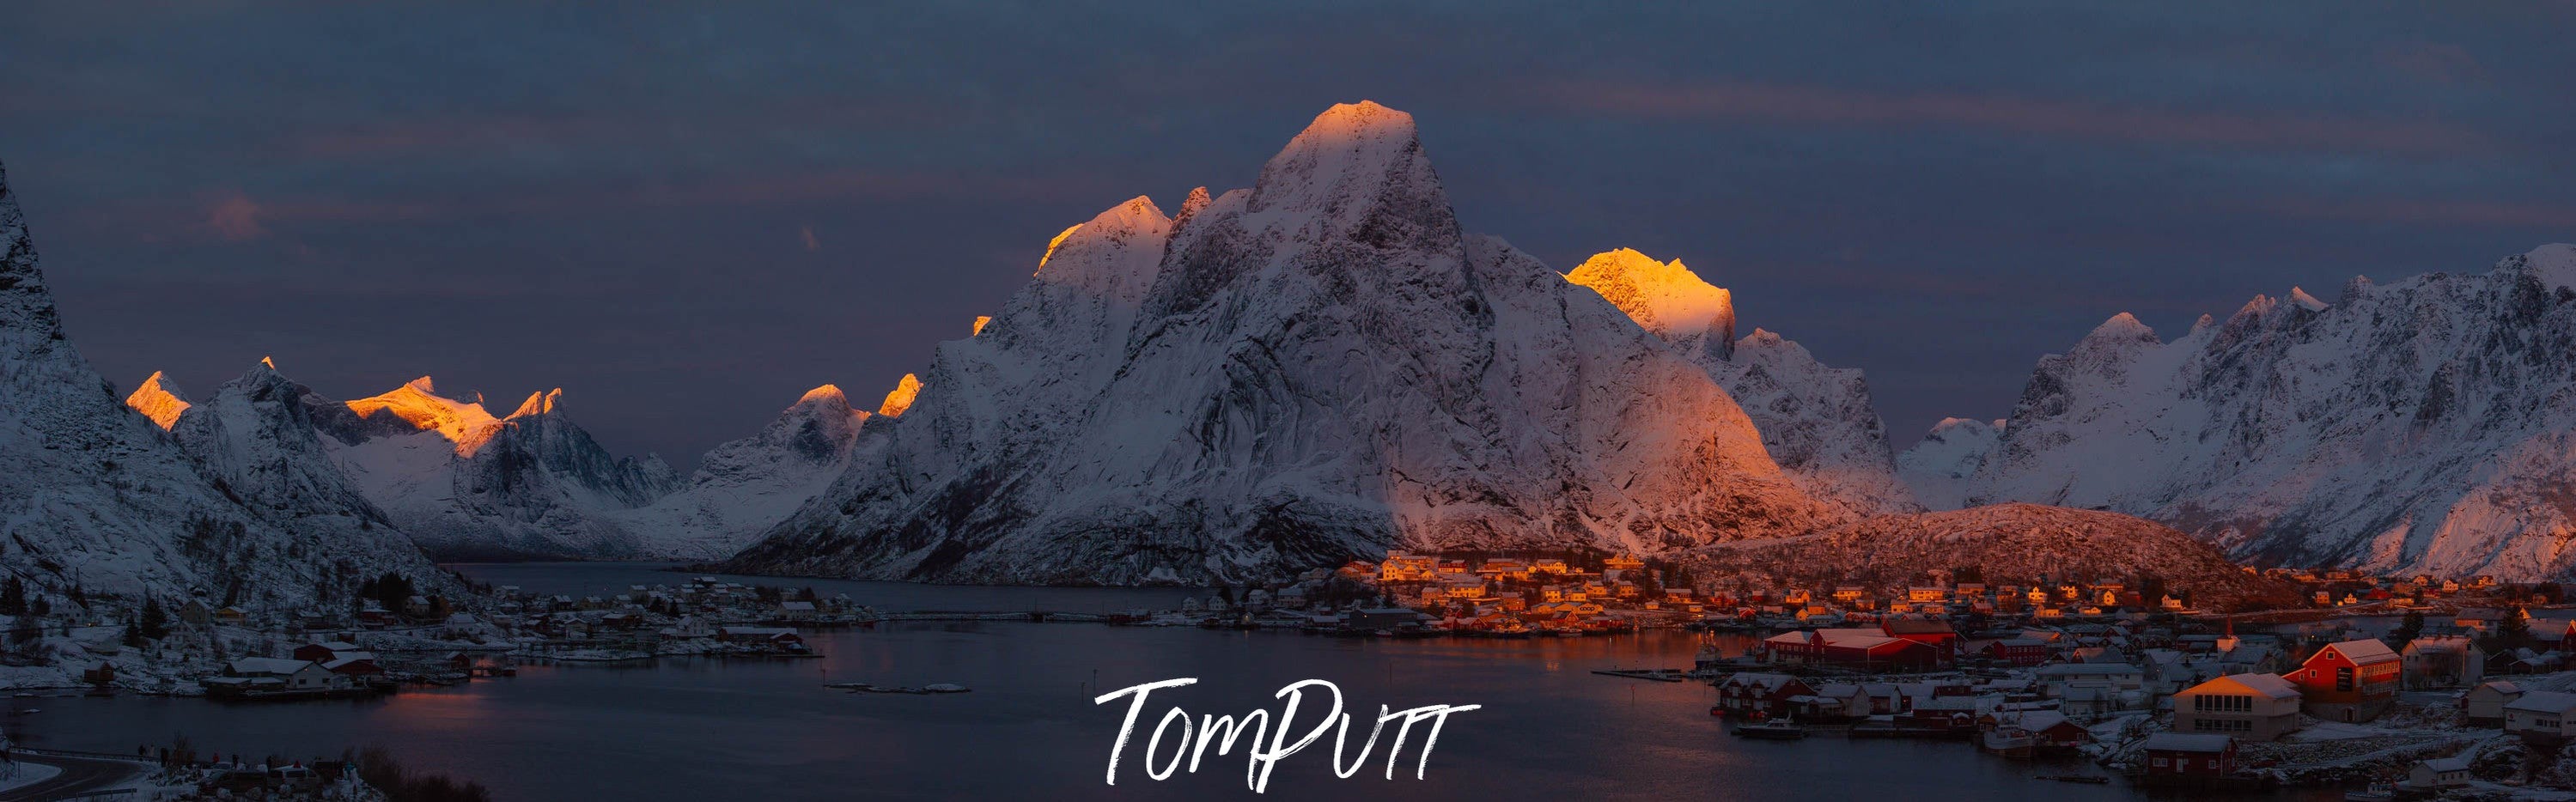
[877,373,922,417]
[1565,248,1737,346]
[608,382,873,561]
[508,387,563,419]
[344,376,504,454]
[726,102,1851,585]
[1032,195,1172,302]
[2287,286,2329,312]
[1172,185,1214,228]
[971,316,990,336]
[2509,242,2576,292]
[1564,247,1908,514]
[796,383,849,405]
[126,370,193,430]
[2086,311,2158,343]
[1247,100,1446,228]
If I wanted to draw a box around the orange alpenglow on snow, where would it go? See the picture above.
[509,388,564,418]
[1038,223,1085,271]
[799,383,849,404]
[878,374,923,417]
[1563,248,1737,341]
[971,316,992,336]
[125,370,193,430]
[343,376,509,454]
[1300,99,1406,142]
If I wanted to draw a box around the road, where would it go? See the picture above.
[0,750,144,801]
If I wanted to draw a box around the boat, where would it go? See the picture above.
[1980,726,2035,759]
[1731,718,1807,740]
[2343,782,2395,802]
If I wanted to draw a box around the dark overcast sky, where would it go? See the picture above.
[3,3,2572,468]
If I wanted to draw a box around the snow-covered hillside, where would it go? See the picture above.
[1566,248,1915,513]
[1925,245,2576,580]
[606,385,869,560]
[1895,417,2006,510]
[728,101,1848,584]
[0,159,438,617]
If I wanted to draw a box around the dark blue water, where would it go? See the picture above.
[25,563,2313,801]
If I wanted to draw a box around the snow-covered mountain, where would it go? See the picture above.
[0,159,438,615]
[129,360,397,532]
[1894,417,2006,510]
[1927,245,2576,580]
[728,101,1848,584]
[1565,248,1915,513]
[300,377,683,560]
[605,385,869,560]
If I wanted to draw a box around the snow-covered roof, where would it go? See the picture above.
[2421,756,2472,772]
[229,657,314,676]
[2506,690,2576,714]
[2188,672,2299,700]
[2036,663,2141,677]
[2318,638,2398,665]
[2142,732,2232,752]
[2012,710,2072,732]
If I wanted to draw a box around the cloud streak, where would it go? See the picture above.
[1537,79,2492,157]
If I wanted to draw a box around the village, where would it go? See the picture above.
[21,556,2576,799]
[1156,551,2576,797]
[19,572,876,707]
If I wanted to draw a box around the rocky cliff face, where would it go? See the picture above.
[728,101,1847,584]
[0,160,437,614]
[1565,248,1915,513]
[1940,245,2576,579]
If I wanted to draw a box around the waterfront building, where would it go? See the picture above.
[2171,673,2302,741]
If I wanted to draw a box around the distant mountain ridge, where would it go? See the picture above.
[1900,245,2576,580]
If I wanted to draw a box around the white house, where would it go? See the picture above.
[2503,690,2576,742]
[2171,672,2303,741]
[2403,756,2471,791]
[2463,680,2524,726]
[2400,635,2483,690]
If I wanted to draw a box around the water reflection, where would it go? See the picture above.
[25,563,2326,801]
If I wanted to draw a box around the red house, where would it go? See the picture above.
[2141,732,2235,778]
[2007,710,2092,752]
[1980,638,2048,666]
[2292,638,2399,722]
[1881,617,1958,652]
[1714,673,1814,717]
[1764,629,1946,672]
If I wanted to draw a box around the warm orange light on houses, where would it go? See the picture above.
[2291,638,2399,722]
